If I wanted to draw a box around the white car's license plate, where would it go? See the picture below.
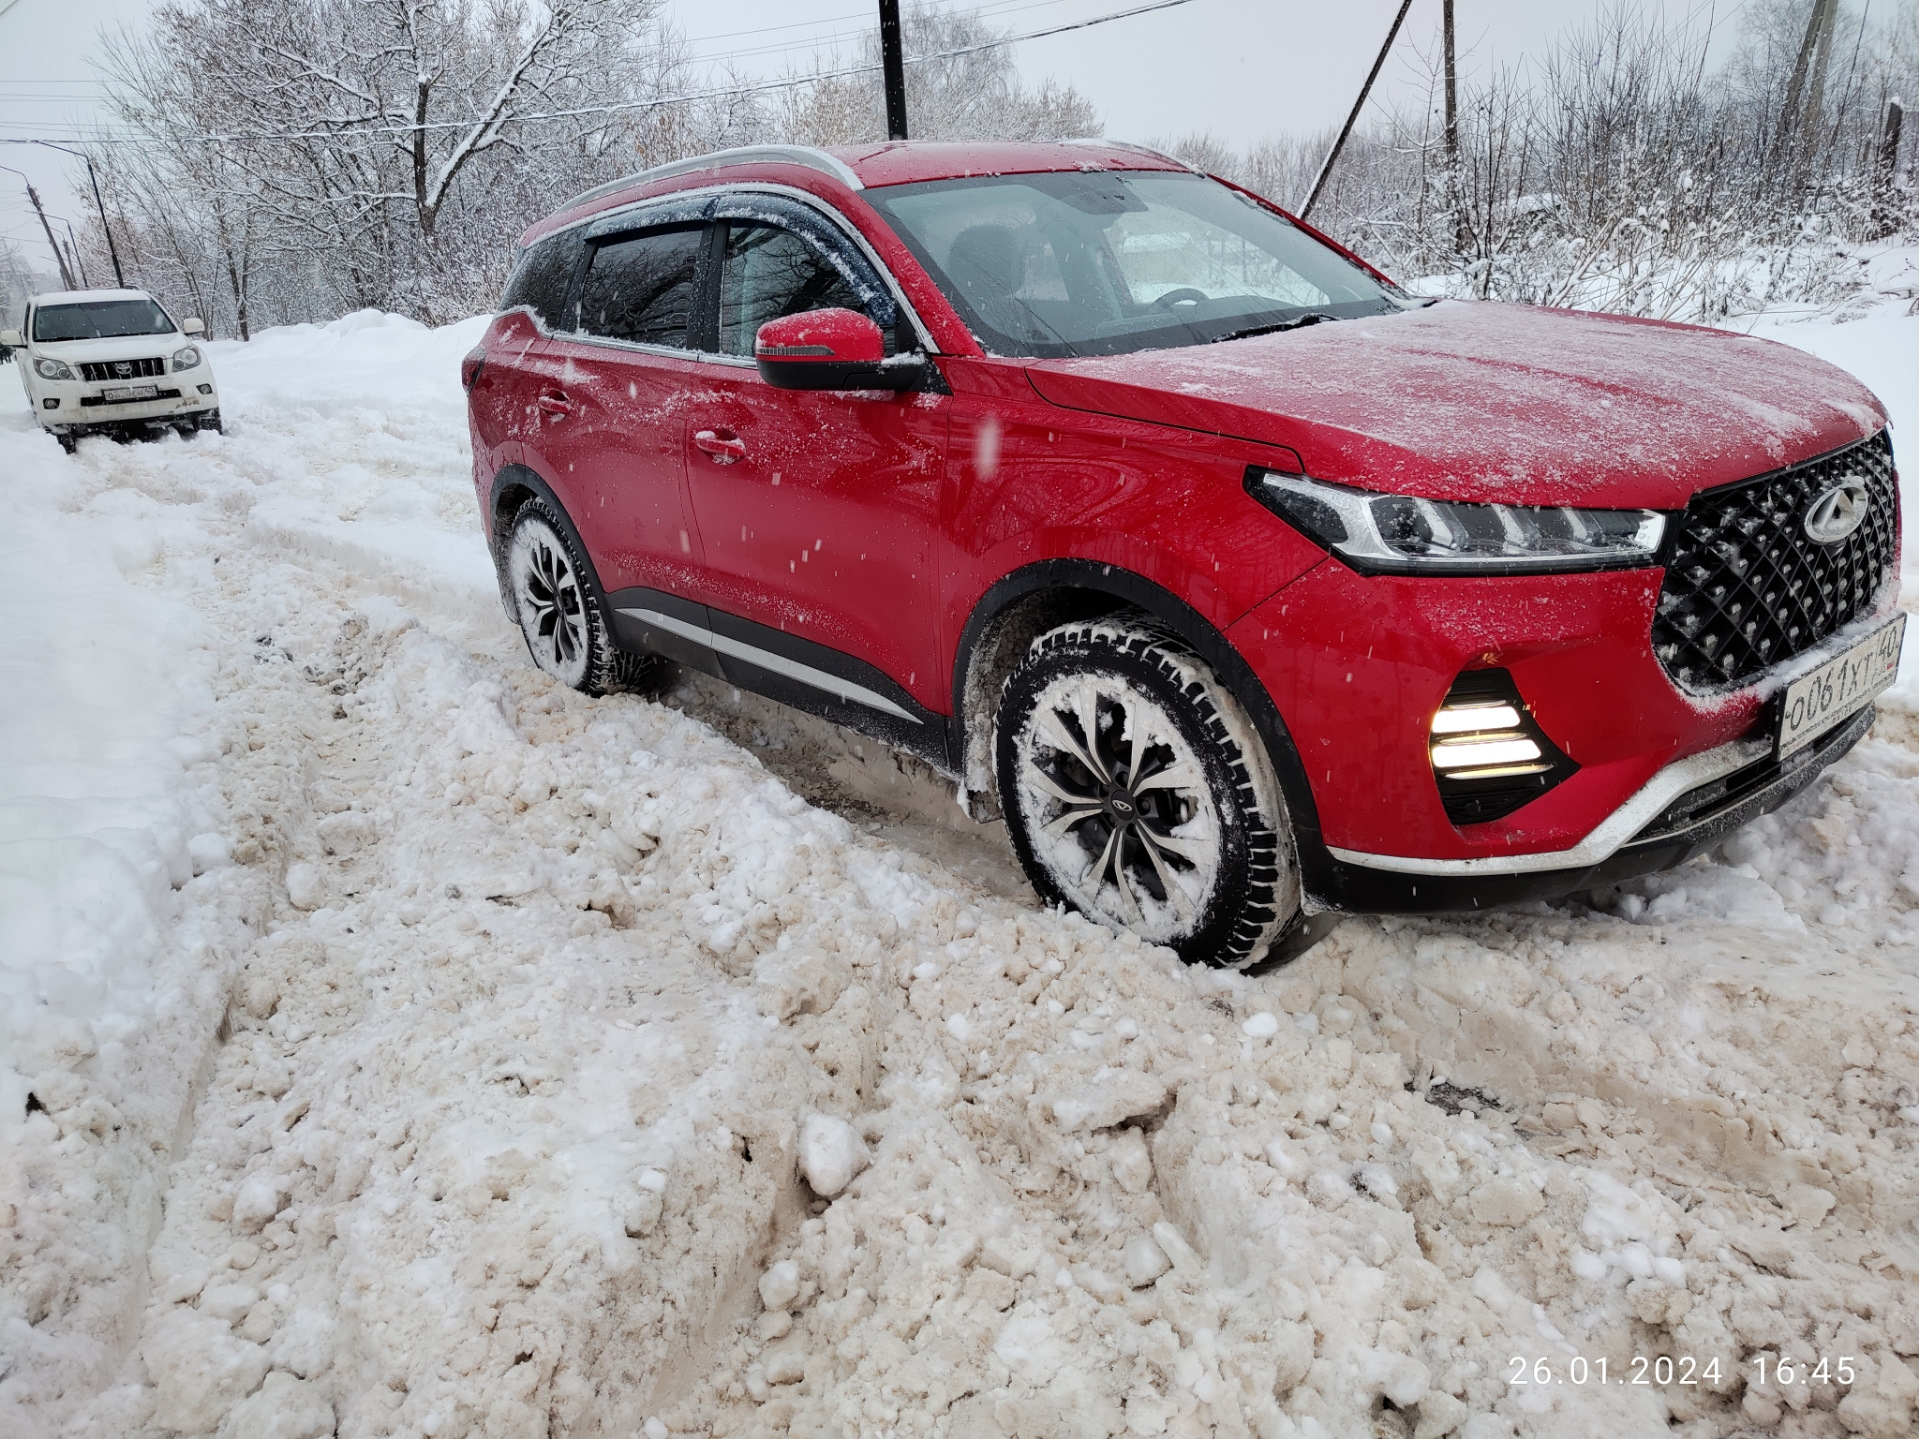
[1778,615,1906,758]
[102,384,159,402]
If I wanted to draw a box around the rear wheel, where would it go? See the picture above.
[504,500,656,696]
[995,617,1300,969]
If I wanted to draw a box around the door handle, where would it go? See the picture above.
[693,428,746,464]
[537,391,571,416]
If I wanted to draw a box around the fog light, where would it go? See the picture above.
[197,383,212,395]
[43,397,59,409]
[1430,670,1577,824]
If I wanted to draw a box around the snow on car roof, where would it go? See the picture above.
[824,139,1192,188]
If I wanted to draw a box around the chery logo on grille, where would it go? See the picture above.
[1804,478,1871,544]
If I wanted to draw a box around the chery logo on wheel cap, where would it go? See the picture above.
[1804,478,1871,544]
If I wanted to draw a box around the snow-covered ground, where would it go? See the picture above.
[3,281,1918,1439]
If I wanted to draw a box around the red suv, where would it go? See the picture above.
[465,142,1902,969]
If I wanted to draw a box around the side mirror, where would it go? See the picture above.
[755,308,921,391]
[182,318,206,336]
[0,329,22,348]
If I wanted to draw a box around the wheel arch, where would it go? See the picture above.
[949,560,1328,890]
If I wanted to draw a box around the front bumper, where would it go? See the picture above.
[1227,554,1892,907]
[32,373,218,429]
[1313,703,1872,911]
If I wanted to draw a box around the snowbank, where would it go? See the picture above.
[1,295,1916,1439]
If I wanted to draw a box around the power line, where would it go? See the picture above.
[0,0,1197,149]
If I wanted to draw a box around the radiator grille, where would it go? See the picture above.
[1651,432,1897,692]
[79,357,167,382]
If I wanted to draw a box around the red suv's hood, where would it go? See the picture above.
[1023,300,1888,509]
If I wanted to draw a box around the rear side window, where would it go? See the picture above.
[718,223,870,357]
[577,226,703,349]
[499,234,578,328]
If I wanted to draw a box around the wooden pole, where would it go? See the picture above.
[1444,0,1465,253]
[878,0,909,142]
[1300,0,1415,221]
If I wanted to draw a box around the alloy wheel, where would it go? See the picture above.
[1014,672,1222,944]
[508,516,590,688]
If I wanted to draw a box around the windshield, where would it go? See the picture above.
[32,298,176,343]
[864,169,1407,359]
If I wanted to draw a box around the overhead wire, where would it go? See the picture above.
[0,0,1197,148]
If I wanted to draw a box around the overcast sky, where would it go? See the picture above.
[0,0,1766,285]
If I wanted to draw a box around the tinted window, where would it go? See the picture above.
[33,299,175,342]
[718,223,869,358]
[577,227,702,348]
[499,233,578,328]
[865,170,1405,359]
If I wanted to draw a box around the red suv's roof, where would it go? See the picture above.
[525,141,1191,247]
[823,140,1189,188]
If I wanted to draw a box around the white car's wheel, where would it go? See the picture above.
[996,617,1300,968]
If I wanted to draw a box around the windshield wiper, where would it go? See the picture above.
[1209,312,1340,344]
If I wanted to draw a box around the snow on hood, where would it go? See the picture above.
[1024,300,1890,509]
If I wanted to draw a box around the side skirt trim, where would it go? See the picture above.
[617,606,922,725]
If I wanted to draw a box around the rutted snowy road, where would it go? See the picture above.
[3,310,1918,1439]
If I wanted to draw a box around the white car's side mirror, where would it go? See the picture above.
[0,329,21,348]
[183,318,206,336]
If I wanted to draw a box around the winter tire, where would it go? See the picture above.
[996,617,1301,969]
[504,500,655,696]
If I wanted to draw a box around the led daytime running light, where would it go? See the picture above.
[1253,471,1665,575]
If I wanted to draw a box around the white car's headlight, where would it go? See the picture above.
[1250,471,1666,575]
[34,356,74,381]
[171,345,202,371]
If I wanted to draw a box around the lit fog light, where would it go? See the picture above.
[1430,703,1521,735]
[1429,670,1579,823]
[1431,737,1545,770]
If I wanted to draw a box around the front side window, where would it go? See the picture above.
[33,298,176,342]
[576,226,702,348]
[864,169,1407,359]
[717,222,872,358]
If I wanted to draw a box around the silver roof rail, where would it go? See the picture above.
[559,146,864,213]
[1060,138,1199,172]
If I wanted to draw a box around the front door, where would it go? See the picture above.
[680,205,950,727]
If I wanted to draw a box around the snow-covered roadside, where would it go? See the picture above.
[0,304,1915,1439]
[0,368,256,1430]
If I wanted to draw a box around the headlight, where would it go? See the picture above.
[34,356,74,381]
[1249,471,1666,575]
[171,345,202,371]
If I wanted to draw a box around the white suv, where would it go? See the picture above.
[3,288,221,451]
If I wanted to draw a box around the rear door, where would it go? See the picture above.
[539,205,711,606]
[679,195,950,727]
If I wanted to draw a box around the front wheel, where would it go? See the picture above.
[995,617,1300,969]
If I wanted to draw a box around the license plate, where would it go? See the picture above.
[1777,615,1906,758]
[103,384,159,402]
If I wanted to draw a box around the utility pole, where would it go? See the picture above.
[1443,0,1465,254]
[4,165,75,289]
[878,0,909,142]
[62,219,89,288]
[1300,0,1415,221]
[0,140,127,286]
